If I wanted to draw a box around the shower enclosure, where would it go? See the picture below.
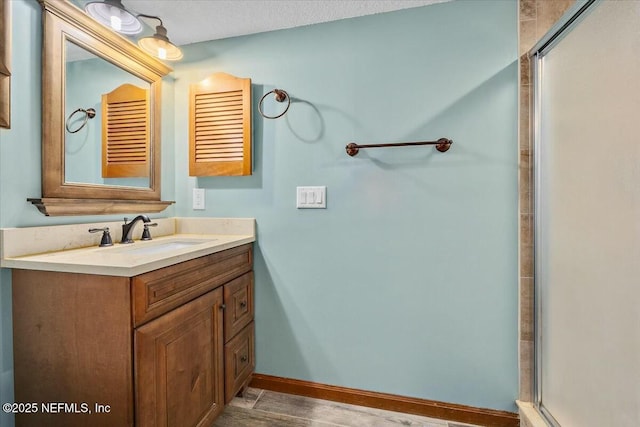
[532,0,640,425]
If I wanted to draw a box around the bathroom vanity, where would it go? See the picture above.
[1,218,255,427]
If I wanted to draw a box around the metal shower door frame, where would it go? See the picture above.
[530,1,599,425]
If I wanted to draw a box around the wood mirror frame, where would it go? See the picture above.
[0,0,10,129]
[29,0,174,216]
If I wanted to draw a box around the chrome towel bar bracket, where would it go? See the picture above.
[65,107,96,133]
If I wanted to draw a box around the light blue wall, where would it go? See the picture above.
[173,0,518,411]
[0,2,175,426]
[0,1,518,424]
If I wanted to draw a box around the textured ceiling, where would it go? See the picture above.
[112,0,451,46]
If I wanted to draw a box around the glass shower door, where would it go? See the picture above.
[534,1,640,426]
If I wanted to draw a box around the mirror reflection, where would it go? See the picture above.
[64,39,151,188]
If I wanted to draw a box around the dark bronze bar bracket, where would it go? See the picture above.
[345,138,453,157]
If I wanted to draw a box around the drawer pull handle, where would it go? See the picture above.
[240,301,247,308]
[240,355,248,362]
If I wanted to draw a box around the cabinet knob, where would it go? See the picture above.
[220,304,226,310]
[240,301,247,308]
[240,355,248,362]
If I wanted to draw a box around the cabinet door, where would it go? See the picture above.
[135,288,224,427]
[223,271,254,341]
[224,321,255,403]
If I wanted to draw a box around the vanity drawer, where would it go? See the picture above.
[224,321,255,403]
[223,271,254,342]
[133,244,252,326]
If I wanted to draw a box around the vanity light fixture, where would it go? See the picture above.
[137,14,183,61]
[84,0,142,35]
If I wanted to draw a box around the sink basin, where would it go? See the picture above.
[108,238,216,256]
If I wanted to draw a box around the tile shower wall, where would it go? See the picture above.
[173,1,518,412]
[518,0,575,403]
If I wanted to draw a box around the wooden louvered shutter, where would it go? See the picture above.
[189,72,252,176]
[101,83,150,178]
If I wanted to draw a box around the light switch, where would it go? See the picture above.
[193,188,205,210]
[296,186,326,209]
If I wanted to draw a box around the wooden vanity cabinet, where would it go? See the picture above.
[12,243,253,427]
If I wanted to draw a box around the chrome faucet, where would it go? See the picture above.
[120,215,151,244]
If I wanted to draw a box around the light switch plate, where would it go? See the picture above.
[193,188,205,210]
[297,186,326,209]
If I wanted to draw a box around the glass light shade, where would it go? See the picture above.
[138,26,183,61]
[85,0,142,35]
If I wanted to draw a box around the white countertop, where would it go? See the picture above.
[0,218,255,277]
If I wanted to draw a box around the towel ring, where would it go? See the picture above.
[65,107,96,133]
[258,89,290,119]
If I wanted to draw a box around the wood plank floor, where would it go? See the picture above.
[213,388,482,427]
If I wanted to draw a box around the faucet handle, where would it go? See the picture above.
[141,223,158,241]
[89,227,114,247]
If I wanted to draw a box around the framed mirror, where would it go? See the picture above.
[29,0,174,216]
